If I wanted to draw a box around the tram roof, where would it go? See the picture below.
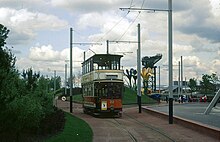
[83,54,123,63]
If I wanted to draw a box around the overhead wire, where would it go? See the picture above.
[95,12,130,43]
[111,0,146,56]
[94,0,134,43]
[115,12,141,41]
[89,0,142,54]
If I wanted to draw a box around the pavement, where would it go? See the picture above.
[57,100,220,142]
[143,102,220,128]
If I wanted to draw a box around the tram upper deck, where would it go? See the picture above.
[81,54,124,83]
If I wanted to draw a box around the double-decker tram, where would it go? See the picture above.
[81,54,124,117]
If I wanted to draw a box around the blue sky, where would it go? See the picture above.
[1,0,220,85]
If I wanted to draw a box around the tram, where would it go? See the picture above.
[81,54,124,117]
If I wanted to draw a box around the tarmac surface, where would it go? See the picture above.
[143,102,220,129]
[57,100,219,142]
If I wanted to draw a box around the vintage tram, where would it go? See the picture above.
[81,54,124,117]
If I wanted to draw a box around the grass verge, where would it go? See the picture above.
[123,87,156,104]
[46,112,93,142]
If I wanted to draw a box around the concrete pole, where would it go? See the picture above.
[159,66,161,93]
[106,40,109,54]
[178,61,180,98]
[180,56,183,96]
[70,28,73,113]
[65,63,67,96]
[137,23,141,113]
[168,0,173,124]
[54,70,56,106]
[83,51,86,61]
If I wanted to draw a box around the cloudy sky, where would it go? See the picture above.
[1,0,220,85]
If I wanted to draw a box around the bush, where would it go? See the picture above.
[39,107,65,135]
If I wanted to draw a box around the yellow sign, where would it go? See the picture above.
[101,101,107,110]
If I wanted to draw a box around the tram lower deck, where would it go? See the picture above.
[83,82,123,117]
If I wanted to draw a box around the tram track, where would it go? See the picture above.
[123,112,176,142]
[105,109,176,142]
[109,118,138,142]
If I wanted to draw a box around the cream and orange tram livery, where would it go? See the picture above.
[81,54,124,117]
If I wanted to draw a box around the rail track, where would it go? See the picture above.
[107,112,176,142]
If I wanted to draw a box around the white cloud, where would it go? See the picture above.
[16,44,85,79]
[29,45,60,61]
[211,59,220,73]
[0,8,68,45]
[50,0,128,13]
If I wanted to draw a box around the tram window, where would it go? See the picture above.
[102,88,106,96]
[111,61,119,70]
[94,63,98,70]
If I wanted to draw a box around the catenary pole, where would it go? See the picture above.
[178,61,180,98]
[168,0,173,124]
[120,0,173,124]
[70,28,73,113]
[180,56,183,97]
[137,23,141,113]
[54,70,56,106]
[65,63,67,96]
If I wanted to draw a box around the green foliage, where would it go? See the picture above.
[22,68,40,91]
[0,24,9,47]
[200,74,217,94]
[7,95,44,132]
[0,24,62,141]
[188,78,197,94]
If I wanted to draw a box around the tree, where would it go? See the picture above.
[0,24,56,140]
[0,24,17,113]
[50,76,61,91]
[200,74,216,95]
[22,68,40,92]
[188,78,197,95]
[210,73,219,92]
[0,24,9,47]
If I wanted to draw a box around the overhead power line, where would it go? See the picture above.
[115,12,141,41]
[96,12,129,43]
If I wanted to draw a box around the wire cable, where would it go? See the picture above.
[96,12,129,43]
[115,12,141,41]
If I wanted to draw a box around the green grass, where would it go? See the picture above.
[46,112,93,142]
[122,87,156,104]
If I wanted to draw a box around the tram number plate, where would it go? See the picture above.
[101,101,107,110]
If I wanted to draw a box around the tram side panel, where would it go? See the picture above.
[95,82,123,115]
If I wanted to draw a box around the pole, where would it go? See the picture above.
[54,70,56,106]
[168,0,173,124]
[70,28,73,113]
[159,66,161,93]
[154,67,157,92]
[137,23,141,113]
[178,61,180,98]
[65,63,67,96]
[180,56,183,97]
[106,40,109,54]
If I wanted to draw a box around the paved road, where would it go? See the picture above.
[145,102,220,129]
[57,100,218,142]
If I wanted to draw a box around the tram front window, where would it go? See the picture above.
[95,83,122,98]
